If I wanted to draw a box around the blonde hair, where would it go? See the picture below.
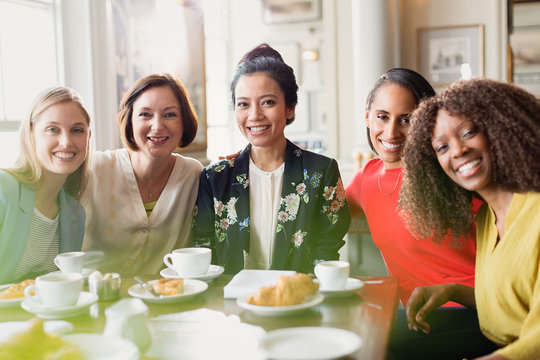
[4,86,91,199]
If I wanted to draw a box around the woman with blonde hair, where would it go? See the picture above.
[0,86,91,283]
[82,73,203,275]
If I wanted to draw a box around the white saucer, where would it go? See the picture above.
[237,293,324,316]
[160,264,225,282]
[315,278,364,297]
[49,268,96,280]
[128,279,208,303]
[21,291,98,319]
[259,326,362,360]
[63,333,139,360]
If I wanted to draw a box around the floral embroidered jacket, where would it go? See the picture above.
[192,140,351,274]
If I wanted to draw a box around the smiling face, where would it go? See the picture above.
[431,109,493,194]
[131,86,183,160]
[234,72,294,150]
[33,102,90,181]
[366,84,417,169]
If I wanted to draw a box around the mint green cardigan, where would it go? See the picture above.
[0,170,85,284]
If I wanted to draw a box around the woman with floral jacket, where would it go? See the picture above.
[192,44,350,274]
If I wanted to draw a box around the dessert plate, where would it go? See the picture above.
[259,326,362,360]
[315,278,364,297]
[63,333,139,360]
[0,284,25,307]
[21,291,98,319]
[128,279,208,303]
[236,293,323,316]
[160,265,224,282]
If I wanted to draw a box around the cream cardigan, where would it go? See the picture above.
[82,149,202,275]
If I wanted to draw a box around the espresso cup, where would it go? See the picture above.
[314,260,350,291]
[24,272,83,308]
[54,251,85,274]
[163,247,211,277]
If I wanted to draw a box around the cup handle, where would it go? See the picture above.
[24,284,38,301]
[314,266,321,278]
[54,256,60,268]
[163,254,173,268]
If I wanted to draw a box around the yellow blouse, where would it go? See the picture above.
[475,192,540,359]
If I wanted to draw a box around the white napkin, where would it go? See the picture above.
[223,269,296,299]
[146,308,266,360]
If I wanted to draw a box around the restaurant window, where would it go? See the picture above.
[0,0,60,167]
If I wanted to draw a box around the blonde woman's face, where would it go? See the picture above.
[33,102,90,180]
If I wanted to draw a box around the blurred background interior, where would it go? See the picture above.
[1,0,539,276]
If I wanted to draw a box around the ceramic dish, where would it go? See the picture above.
[63,333,139,360]
[0,284,25,307]
[315,278,364,297]
[236,293,324,316]
[160,265,225,282]
[21,291,98,319]
[259,326,362,360]
[128,279,208,303]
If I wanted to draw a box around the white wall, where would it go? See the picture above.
[398,0,508,81]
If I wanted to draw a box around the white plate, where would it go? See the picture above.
[21,291,98,319]
[237,293,324,316]
[0,320,74,343]
[315,278,364,297]
[0,284,25,307]
[259,327,362,360]
[63,333,139,360]
[160,264,225,282]
[128,278,208,303]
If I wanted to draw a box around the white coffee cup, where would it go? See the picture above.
[314,260,350,291]
[54,251,85,274]
[24,272,83,308]
[163,247,211,277]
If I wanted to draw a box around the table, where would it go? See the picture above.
[0,275,399,360]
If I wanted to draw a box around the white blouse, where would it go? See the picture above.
[247,158,284,269]
[82,149,203,275]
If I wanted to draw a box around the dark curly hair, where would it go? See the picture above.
[399,78,540,241]
[365,68,435,153]
[230,43,298,124]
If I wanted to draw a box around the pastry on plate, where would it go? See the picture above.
[0,279,35,299]
[247,273,318,306]
[153,278,184,296]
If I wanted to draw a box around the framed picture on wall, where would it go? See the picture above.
[417,25,484,86]
[261,0,321,24]
[111,0,207,152]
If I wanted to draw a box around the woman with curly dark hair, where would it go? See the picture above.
[401,78,540,360]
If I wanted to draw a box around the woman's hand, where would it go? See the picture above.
[405,283,475,334]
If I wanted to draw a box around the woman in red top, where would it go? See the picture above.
[345,68,495,359]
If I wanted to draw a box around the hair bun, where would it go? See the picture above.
[238,43,284,65]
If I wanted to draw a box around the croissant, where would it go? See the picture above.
[247,273,318,306]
